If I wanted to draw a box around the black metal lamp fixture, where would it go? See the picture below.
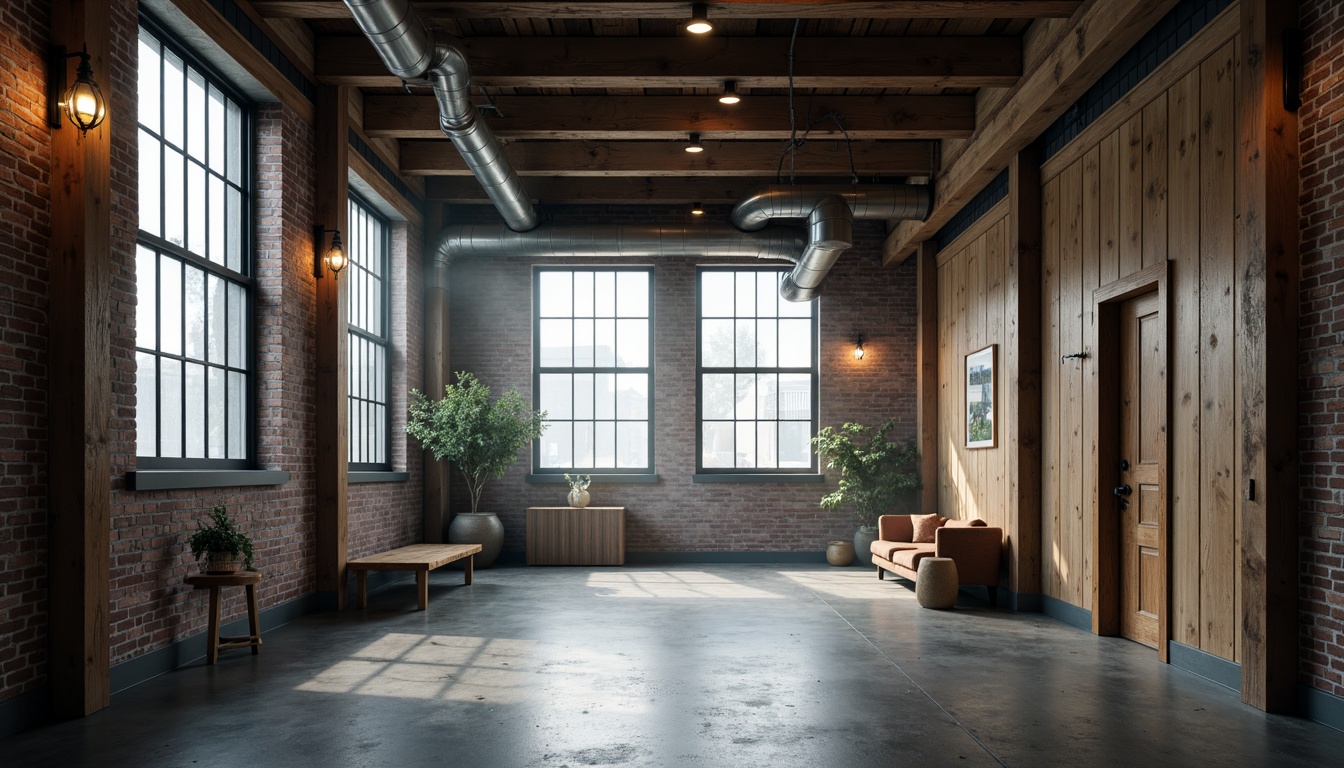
[853,334,865,360]
[690,202,705,215]
[685,3,713,34]
[313,226,348,279]
[718,81,741,105]
[48,44,107,135]
[685,132,705,153]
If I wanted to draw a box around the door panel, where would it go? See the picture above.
[1119,290,1163,649]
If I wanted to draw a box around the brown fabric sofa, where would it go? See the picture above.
[870,514,1004,605]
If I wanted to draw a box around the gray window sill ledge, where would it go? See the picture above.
[692,473,826,484]
[349,471,410,484]
[526,474,660,484]
[127,470,291,491]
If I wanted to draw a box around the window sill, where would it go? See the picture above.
[691,473,826,484]
[526,474,660,484]
[349,471,410,484]
[127,470,291,491]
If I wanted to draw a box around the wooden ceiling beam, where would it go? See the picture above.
[881,0,1183,265]
[316,36,1021,89]
[364,94,975,140]
[401,139,934,176]
[424,175,896,203]
[257,1,1082,20]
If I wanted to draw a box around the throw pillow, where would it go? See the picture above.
[911,513,943,543]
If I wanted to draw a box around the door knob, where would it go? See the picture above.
[1113,484,1132,497]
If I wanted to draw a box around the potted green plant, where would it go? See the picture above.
[188,506,255,574]
[812,419,921,567]
[407,371,546,567]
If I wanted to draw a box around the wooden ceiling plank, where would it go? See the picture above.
[258,1,1083,20]
[400,139,934,175]
[881,0,1183,265]
[363,93,976,139]
[315,35,1022,88]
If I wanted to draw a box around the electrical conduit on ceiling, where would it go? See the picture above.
[342,1,932,300]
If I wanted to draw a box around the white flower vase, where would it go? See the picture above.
[568,488,590,508]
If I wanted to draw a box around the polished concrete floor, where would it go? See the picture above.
[5,564,1344,767]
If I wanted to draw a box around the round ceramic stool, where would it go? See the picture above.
[915,557,959,609]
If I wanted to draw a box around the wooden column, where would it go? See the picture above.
[315,85,350,607]
[422,204,450,543]
[48,0,112,717]
[1237,0,1299,713]
[1006,147,1042,603]
[915,240,938,517]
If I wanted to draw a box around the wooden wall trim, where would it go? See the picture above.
[48,0,112,718]
[1041,2,1239,182]
[1236,0,1299,713]
[935,199,1010,267]
[315,85,350,606]
[166,0,314,124]
[349,146,423,226]
[916,241,939,517]
[882,0,1184,266]
[1006,148,1042,598]
[422,205,449,543]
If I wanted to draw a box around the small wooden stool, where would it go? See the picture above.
[915,557,959,609]
[185,572,263,665]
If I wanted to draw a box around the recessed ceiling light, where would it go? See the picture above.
[690,202,705,215]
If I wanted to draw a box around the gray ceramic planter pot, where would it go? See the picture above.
[448,512,505,568]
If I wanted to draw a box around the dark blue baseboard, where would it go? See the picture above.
[1040,595,1093,631]
[0,686,49,741]
[1299,684,1344,734]
[1004,590,1043,612]
[1167,641,1241,692]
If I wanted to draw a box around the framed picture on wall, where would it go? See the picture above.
[965,344,996,449]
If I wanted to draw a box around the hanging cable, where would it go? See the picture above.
[773,111,859,184]
[787,18,800,184]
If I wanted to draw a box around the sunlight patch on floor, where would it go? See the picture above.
[585,570,785,599]
[296,633,535,703]
[778,569,916,600]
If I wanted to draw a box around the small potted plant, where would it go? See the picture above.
[188,506,255,574]
[564,473,592,508]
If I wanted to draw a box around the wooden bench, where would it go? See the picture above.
[347,543,482,611]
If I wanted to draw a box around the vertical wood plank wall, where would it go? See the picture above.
[934,15,1245,664]
[1037,35,1243,662]
[936,209,1012,537]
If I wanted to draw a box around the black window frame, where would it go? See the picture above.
[695,266,820,475]
[531,266,655,475]
[134,12,256,471]
[346,191,393,471]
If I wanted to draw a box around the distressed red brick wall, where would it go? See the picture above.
[0,0,427,706]
[0,0,53,704]
[1299,0,1344,700]
[448,205,917,553]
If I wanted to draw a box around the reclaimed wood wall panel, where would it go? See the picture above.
[935,213,1011,534]
[1036,30,1241,656]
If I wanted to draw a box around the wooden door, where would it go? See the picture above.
[1117,291,1164,648]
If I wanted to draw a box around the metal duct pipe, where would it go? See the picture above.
[730,184,930,300]
[343,0,539,232]
[781,196,853,303]
[433,223,805,267]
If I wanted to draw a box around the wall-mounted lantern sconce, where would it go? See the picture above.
[313,226,347,279]
[685,3,713,34]
[853,334,865,360]
[48,44,107,135]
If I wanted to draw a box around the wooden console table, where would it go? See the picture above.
[526,506,625,565]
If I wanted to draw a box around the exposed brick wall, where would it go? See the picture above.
[1299,0,1344,699]
[0,0,53,703]
[0,1,427,704]
[448,205,917,553]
